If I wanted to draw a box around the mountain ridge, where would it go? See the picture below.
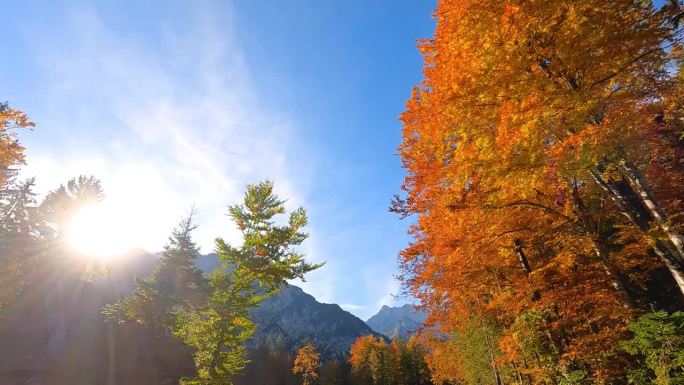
[366,303,426,339]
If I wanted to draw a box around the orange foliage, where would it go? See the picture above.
[0,103,34,188]
[397,0,684,382]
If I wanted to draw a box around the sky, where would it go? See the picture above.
[0,0,436,320]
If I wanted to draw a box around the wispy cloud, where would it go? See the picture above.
[19,2,334,299]
[21,3,310,252]
[12,1,411,317]
[375,276,401,309]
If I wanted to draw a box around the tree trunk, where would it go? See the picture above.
[514,239,541,301]
[621,161,684,260]
[590,167,684,297]
[593,244,635,308]
[572,181,635,308]
[482,323,503,385]
[515,239,532,275]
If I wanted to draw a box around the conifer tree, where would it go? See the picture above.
[106,210,207,333]
[319,361,344,385]
[0,178,42,315]
[175,181,322,385]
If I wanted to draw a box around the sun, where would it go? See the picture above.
[67,203,135,260]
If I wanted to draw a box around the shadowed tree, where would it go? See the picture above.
[104,209,208,334]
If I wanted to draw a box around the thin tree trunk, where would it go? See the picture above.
[589,168,649,229]
[514,239,532,275]
[482,322,503,385]
[514,240,563,355]
[512,362,525,385]
[621,160,684,260]
[590,167,684,297]
[572,181,635,308]
[593,244,635,308]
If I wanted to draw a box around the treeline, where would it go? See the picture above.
[235,335,434,385]
[394,0,684,384]
[349,335,432,385]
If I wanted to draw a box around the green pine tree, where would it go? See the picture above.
[105,210,207,333]
[174,180,322,385]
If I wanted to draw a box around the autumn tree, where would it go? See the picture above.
[397,0,684,382]
[293,343,320,385]
[349,335,432,385]
[175,181,322,385]
[0,102,33,189]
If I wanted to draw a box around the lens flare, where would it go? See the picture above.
[67,204,135,259]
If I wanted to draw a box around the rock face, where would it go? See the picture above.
[366,304,426,339]
[249,285,382,361]
[196,253,382,360]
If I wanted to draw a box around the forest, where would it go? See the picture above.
[2,0,684,384]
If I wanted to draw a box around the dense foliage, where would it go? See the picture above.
[396,0,684,383]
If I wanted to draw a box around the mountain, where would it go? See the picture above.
[249,285,382,361]
[196,253,381,360]
[366,304,426,339]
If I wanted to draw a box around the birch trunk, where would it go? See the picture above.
[621,161,684,260]
[572,181,635,308]
[593,244,634,308]
[590,167,684,297]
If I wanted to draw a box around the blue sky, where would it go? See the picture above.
[0,0,436,319]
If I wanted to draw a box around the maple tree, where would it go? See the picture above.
[397,0,684,382]
[293,343,321,385]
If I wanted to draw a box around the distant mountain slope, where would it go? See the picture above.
[249,285,382,361]
[195,252,220,273]
[366,304,426,339]
[197,253,382,360]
